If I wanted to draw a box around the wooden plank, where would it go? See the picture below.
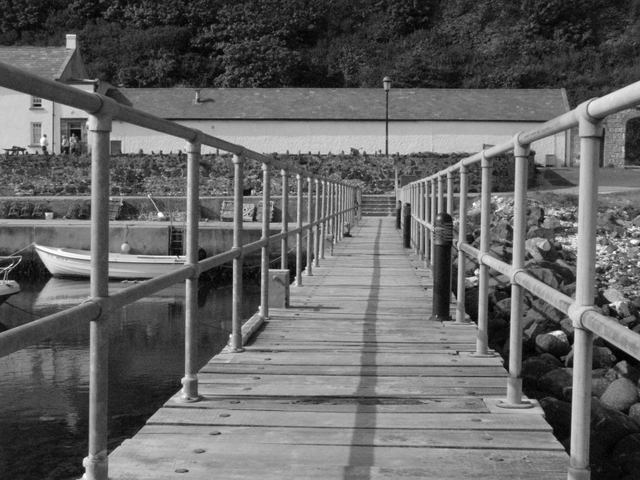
[134,425,565,450]
[108,443,568,480]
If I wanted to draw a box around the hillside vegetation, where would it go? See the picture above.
[3,0,640,106]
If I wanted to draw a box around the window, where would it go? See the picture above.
[31,123,42,145]
[31,96,43,108]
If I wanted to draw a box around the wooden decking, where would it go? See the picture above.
[109,217,569,479]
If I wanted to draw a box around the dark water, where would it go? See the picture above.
[0,277,261,480]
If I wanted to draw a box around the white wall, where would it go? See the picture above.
[111,119,566,164]
[0,84,94,154]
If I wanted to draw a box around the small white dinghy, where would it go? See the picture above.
[34,244,187,279]
[0,256,21,306]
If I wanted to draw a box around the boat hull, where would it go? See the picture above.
[0,280,20,306]
[35,245,187,279]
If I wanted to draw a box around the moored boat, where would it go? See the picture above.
[34,244,187,279]
[0,256,21,306]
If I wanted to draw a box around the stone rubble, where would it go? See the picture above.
[459,195,640,479]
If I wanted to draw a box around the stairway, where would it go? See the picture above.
[360,195,397,216]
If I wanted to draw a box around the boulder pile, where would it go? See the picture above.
[460,194,640,479]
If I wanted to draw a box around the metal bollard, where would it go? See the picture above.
[429,212,453,321]
[402,203,411,248]
[396,200,402,230]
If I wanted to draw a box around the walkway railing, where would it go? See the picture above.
[401,82,640,480]
[0,61,358,480]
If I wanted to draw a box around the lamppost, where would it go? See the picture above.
[383,76,395,198]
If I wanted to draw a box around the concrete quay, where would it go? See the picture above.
[0,218,287,268]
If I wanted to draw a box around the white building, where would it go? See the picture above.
[0,34,109,155]
[0,35,570,165]
[113,87,570,165]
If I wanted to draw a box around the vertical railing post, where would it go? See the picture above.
[314,178,320,267]
[568,101,602,480]
[415,184,420,253]
[425,179,431,267]
[455,164,471,325]
[437,173,445,214]
[229,154,245,352]
[471,151,495,358]
[430,178,437,263]
[419,182,425,260]
[295,173,303,286]
[306,176,314,276]
[320,179,327,260]
[260,163,271,320]
[280,168,289,271]
[447,169,455,215]
[83,102,113,480]
[402,202,411,249]
[179,132,203,403]
[413,184,419,254]
[499,135,533,408]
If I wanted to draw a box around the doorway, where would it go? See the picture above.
[60,119,87,155]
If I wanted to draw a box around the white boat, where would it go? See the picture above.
[34,244,187,279]
[0,256,21,306]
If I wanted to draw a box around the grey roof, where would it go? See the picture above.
[119,88,570,122]
[0,46,75,80]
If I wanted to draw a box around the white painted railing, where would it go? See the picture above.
[401,82,640,480]
[0,61,358,480]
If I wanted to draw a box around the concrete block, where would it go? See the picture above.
[269,269,290,308]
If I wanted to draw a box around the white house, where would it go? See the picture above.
[0,35,570,165]
[112,87,571,166]
[0,34,110,155]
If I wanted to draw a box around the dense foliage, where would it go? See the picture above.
[3,0,640,105]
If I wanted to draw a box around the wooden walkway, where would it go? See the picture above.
[109,217,569,479]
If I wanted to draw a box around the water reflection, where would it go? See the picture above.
[0,277,260,480]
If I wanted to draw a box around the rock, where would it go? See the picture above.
[524,298,565,328]
[600,378,640,413]
[590,397,640,461]
[565,346,617,369]
[629,403,640,424]
[526,226,556,240]
[611,433,640,477]
[538,367,574,400]
[492,298,512,319]
[604,288,628,303]
[525,238,558,262]
[535,331,572,358]
[542,215,564,230]
[539,396,572,440]
[526,267,560,290]
[592,375,614,399]
[521,354,563,389]
[610,300,634,319]
[611,361,640,384]
[527,206,545,226]
[560,318,575,343]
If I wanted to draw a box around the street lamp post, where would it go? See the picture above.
[383,76,394,199]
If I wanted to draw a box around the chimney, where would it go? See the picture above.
[194,89,201,103]
[66,34,77,50]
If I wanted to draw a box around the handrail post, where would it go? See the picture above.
[179,133,203,403]
[411,184,420,255]
[499,135,533,408]
[320,179,327,260]
[280,168,289,270]
[568,101,602,480]
[313,178,320,267]
[228,154,245,352]
[430,178,437,263]
[260,163,271,319]
[471,152,496,357]
[447,169,455,215]
[83,102,114,480]
[455,164,471,324]
[295,173,303,285]
[437,173,445,213]
[306,176,314,276]
[419,182,425,260]
[425,179,431,267]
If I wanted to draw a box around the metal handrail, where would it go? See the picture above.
[402,80,640,480]
[0,60,359,480]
